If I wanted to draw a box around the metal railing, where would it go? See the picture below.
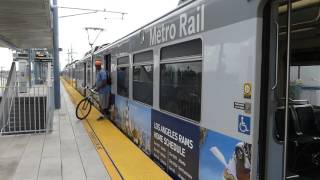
[0,62,17,132]
[0,62,54,135]
[0,69,8,87]
[0,77,7,87]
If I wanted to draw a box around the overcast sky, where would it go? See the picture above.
[0,0,179,70]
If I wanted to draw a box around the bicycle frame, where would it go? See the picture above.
[84,87,101,110]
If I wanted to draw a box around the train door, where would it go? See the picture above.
[262,1,320,179]
[93,57,96,87]
[86,59,92,88]
[104,54,111,74]
[75,63,79,89]
[72,64,76,87]
[104,54,112,107]
[83,61,87,95]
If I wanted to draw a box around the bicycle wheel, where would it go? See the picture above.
[76,98,92,120]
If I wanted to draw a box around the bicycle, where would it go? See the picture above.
[75,86,100,120]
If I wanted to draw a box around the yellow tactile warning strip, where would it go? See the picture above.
[62,79,172,180]
[82,120,123,180]
[62,79,122,180]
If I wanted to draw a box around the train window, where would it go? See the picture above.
[133,65,153,105]
[160,39,202,121]
[160,39,202,60]
[117,56,129,65]
[133,50,153,64]
[133,51,153,105]
[160,61,202,121]
[117,56,129,97]
[117,67,129,97]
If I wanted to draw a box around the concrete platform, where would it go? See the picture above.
[0,85,110,180]
[62,79,171,180]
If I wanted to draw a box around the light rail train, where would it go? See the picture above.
[63,0,320,179]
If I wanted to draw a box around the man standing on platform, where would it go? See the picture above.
[94,60,110,120]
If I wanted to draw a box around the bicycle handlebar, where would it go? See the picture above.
[84,86,98,95]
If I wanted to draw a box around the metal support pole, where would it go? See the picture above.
[52,0,61,109]
[28,49,32,86]
[283,0,292,179]
[0,67,3,86]
[91,45,94,89]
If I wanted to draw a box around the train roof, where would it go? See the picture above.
[88,0,198,56]
[77,0,265,62]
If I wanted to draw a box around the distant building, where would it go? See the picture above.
[13,48,53,86]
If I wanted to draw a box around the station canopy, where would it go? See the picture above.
[0,0,53,49]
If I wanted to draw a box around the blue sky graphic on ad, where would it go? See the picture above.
[199,130,241,180]
[128,101,151,154]
[114,96,128,126]
[128,101,151,135]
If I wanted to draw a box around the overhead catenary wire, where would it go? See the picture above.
[59,11,98,18]
[58,6,127,15]
[57,6,127,19]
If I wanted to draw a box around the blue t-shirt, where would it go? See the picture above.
[96,70,111,94]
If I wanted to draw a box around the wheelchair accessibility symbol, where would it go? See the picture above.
[238,115,251,135]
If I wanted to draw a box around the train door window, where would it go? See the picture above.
[72,64,76,81]
[117,56,129,97]
[290,64,320,106]
[160,39,202,122]
[104,54,111,72]
[75,64,78,80]
[133,50,153,105]
[78,65,80,80]
[86,60,91,86]
[83,62,86,87]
